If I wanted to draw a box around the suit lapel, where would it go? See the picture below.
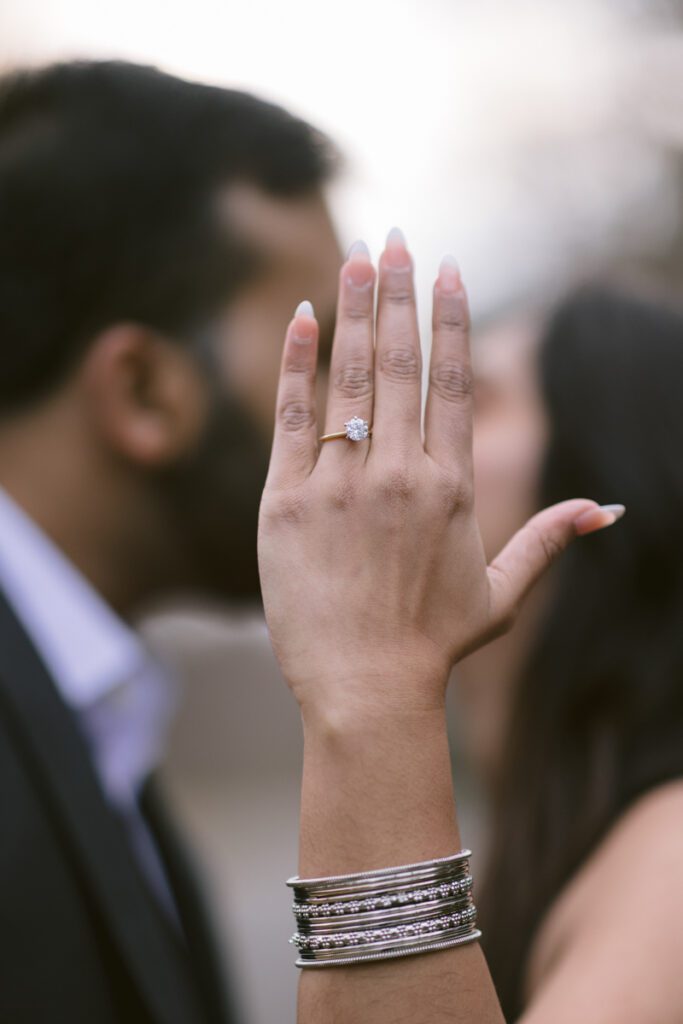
[0,589,205,1024]
[141,777,240,1024]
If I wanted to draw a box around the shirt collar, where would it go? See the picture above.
[0,484,150,708]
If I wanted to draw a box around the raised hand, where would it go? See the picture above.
[257,228,622,717]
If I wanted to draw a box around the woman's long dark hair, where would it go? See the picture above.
[478,284,683,1020]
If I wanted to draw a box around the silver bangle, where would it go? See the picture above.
[292,875,474,921]
[291,929,483,968]
[296,892,474,934]
[287,851,471,897]
[292,906,478,950]
[287,850,480,968]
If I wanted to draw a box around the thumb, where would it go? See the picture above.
[487,499,625,631]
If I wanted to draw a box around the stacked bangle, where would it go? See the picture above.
[287,851,481,967]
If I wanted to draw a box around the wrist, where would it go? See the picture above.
[299,700,458,876]
[290,657,452,725]
[300,692,448,740]
[299,692,459,877]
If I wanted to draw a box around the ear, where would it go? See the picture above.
[79,323,209,465]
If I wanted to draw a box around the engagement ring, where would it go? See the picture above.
[319,416,371,444]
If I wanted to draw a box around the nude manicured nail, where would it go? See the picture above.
[600,504,626,520]
[346,239,371,261]
[386,226,406,247]
[295,299,315,318]
[384,226,410,268]
[292,299,316,343]
[345,239,374,288]
[575,503,626,536]
[438,254,461,293]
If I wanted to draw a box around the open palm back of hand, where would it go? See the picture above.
[257,230,620,715]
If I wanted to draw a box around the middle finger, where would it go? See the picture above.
[318,240,376,466]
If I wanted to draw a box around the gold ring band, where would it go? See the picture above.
[319,430,350,442]
[319,428,373,443]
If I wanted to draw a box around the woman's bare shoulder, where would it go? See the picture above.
[523,778,683,1021]
[585,777,683,879]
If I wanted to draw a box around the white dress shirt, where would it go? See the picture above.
[0,484,181,925]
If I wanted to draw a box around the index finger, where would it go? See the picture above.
[265,301,320,491]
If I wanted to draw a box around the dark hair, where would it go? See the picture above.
[0,59,341,411]
[479,284,683,1019]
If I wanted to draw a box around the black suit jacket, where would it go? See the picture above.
[0,589,239,1024]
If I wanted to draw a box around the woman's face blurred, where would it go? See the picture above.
[450,313,550,787]
[472,314,548,562]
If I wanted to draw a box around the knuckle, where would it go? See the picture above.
[327,477,357,512]
[540,532,564,566]
[486,569,519,636]
[333,362,374,399]
[436,471,472,516]
[284,358,316,380]
[527,523,564,568]
[438,296,470,332]
[386,285,415,306]
[376,464,417,505]
[379,347,421,382]
[343,303,373,322]
[278,399,315,432]
[429,360,474,403]
[268,489,310,524]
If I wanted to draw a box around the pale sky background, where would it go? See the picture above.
[2,0,683,332]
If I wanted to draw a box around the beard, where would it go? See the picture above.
[148,382,272,606]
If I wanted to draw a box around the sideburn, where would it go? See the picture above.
[150,367,272,605]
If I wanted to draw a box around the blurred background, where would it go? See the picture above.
[2,1,683,1020]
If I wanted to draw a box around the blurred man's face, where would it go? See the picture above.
[149,184,342,604]
[213,181,342,437]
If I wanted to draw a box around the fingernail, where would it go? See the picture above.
[345,239,374,288]
[295,299,315,318]
[386,226,406,247]
[385,226,410,268]
[575,503,626,536]
[438,254,461,293]
[601,504,626,520]
[346,239,371,261]
[292,299,316,343]
[348,249,374,290]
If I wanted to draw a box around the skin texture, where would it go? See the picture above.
[0,183,342,615]
[257,232,626,1023]
[520,779,683,1023]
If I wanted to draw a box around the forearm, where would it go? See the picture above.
[296,691,505,1024]
[261,232,623,1024]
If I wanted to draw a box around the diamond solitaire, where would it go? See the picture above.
[319,416,372,444]
[344,417,370,441]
